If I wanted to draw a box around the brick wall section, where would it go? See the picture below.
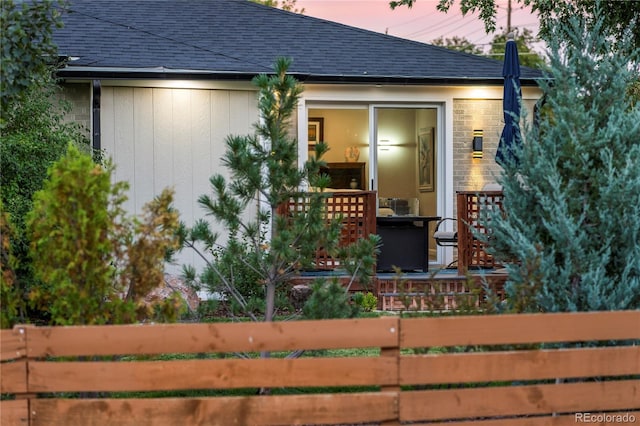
[453,98,503,193]
[451,98,536,224]
[453,97,537,193]
[57,82,91,139]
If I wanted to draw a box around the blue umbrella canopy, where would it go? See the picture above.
[496,34,522,167]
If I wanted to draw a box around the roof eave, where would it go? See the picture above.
[55,66,258,81]
[55,66,542,87]
[298,74,542,87]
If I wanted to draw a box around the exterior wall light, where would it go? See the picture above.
[472,129,483,159]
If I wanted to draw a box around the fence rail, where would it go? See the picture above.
[2,311,639,426]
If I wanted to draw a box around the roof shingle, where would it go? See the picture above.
[54,0,542,84]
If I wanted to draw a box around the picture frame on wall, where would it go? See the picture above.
[418,127,434,192]
[308,117,324,147]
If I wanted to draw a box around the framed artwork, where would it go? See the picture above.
[418,127,434,192]
[308,117,324,146]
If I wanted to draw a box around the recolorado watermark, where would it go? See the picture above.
[575,413,637,423]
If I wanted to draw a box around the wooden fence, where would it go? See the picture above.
[2,311,639,426]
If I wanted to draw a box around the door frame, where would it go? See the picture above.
[302,100,450,266]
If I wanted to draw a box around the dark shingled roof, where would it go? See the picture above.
[54,0,542,85]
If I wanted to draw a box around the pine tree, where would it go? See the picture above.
[182,58,378,322]
[486,16,640,312]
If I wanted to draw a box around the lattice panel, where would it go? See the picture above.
[278,191,376,270]
[457,191,504,273]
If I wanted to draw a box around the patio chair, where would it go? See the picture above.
[433,217,457,247]
[433,217,458,269]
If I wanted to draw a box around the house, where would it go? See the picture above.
[53,0,543,269]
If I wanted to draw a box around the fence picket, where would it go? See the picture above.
[405,411,640,426]
[30,393,398,426]
[26,316,399,357]
[0,359,27,393]
[400,380,640,421]
[29,357,396,393]
[401,311,640,347]
[400,345,640,384]
[0,400,29,425]
[1,327,27,361]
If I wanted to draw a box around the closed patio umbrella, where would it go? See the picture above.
[496,33,522,167]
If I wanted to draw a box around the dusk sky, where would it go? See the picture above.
[296,0,540,53]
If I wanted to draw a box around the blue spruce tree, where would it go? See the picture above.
[487,15,640,312]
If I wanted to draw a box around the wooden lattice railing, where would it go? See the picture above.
[2,311,639,425]
[277,190,376,270]
[457,190,505,273]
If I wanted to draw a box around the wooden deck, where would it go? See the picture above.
[281,189,509,311]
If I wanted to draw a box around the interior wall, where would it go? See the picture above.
[308,108,369,189]
[376,109,418,199]
[308,107,439,206]
[308,108,369,162]
[415,109,438,218]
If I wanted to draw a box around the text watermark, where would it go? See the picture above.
[576,413,637,423]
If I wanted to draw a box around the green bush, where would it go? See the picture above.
[0,90,89,323]
[28,144,182,325]
[353,291,378,312]
[303,279,361,320]
[0,201,21,328]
